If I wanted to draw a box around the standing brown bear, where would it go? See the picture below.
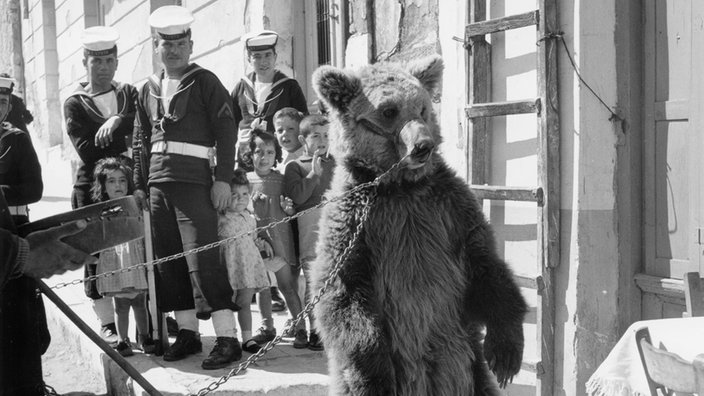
[310,55,528,396]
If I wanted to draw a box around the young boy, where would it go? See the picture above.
[269,106,305,312]
[283,114,335,350]
[273,107,305,165]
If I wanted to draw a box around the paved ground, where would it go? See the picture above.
[31,191,329,395]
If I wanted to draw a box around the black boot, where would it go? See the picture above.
[201,337,242,370]
[163,329,202,362]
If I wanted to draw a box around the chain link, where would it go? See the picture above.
[191,186,377,396]
[47,157,406,396]
[49,161,401,290]
[188,159,406,396]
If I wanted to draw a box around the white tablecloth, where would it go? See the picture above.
[586,317,704,396]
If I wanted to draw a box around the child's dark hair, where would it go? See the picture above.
[248,128,283,166]
[91,157,135,202]
[273,107,304,124]
[299,114,329,138]
[231,168,249,187]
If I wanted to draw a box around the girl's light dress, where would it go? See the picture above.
[247,170,297,267]
[96,239,149,298]
[218,210,270,291]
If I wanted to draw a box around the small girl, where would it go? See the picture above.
[218,169,271,353]
[246,129,307,348]
[92,157,155,356]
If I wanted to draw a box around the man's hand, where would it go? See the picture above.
[24,220,94,279]
[95,116,121,148]
[211,181,231,212]
[255,238,274,258]
[134,189,149,211]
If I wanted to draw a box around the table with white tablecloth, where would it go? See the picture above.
[586,317,704,396]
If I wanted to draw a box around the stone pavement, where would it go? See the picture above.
[44,270,329,396]
[31,193,329,395]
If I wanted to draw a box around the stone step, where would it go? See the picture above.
[43,269,329,396]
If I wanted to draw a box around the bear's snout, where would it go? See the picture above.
[410,140,434,163]
[400,119,435,169]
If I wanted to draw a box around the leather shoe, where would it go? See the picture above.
[202,337,242,370]
[163,329,202,362]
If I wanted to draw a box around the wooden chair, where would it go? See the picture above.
[635,327,704,395]
[684,272,704,318]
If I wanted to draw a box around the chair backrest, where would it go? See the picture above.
[684,272,704,318]
[635,327,704,396]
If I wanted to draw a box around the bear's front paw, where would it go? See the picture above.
[484,331,524,388]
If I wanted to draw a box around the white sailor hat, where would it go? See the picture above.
[0,76,13,95]
[149,6,194,40]
[81,26,119,56]
[245,30,279,52]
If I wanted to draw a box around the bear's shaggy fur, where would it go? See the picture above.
[310,55,528,396]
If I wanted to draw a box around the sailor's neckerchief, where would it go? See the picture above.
[146,63,206,123]
[240,71,291,118]
[67,81,130,124]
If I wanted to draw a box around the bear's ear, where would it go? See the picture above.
[313,65,361,112]
[406,55,444,93]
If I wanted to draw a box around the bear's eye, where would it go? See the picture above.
[381,107,398,119]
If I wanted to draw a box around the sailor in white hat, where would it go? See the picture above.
[0,76,13,125]
[245,30,279,52]
[0,75,14,96]
[135,5,240,369]
[231,29,308,168]
[66,24,135,205]
[63,25,140,346]
[149,5,194,76]
[0,75,47,394]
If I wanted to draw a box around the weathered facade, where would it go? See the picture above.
[7,0,699,395]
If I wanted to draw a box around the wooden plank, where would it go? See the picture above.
[465,99,540,118]
[466,10,539,38]
[684,272,704,317]
[536,0,559,394]
[466,0,490,184]
[521,359,542,374]
[470,185,543,205]
[634,273,685,299]
[514,273,542,290]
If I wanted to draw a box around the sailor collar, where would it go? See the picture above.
[68,81,128,121]
[240,71,290,114]
[147,63,205,121]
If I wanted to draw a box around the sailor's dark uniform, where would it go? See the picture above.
[133,63,238,317]
[0,121,42,225]
[0,125,47,396]
[231,70,308,134]
[64,81,137,208]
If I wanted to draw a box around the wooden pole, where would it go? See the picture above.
[38,281,163,396]
[142,209,168,354]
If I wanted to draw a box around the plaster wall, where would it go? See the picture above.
[555,1,622,394]
[22,0,62,146]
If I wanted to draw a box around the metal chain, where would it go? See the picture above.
[189,159,406,396]
[43,383,60,396]
[48,162,400,290]
[46,157,405,396]
[191,187,377,396]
